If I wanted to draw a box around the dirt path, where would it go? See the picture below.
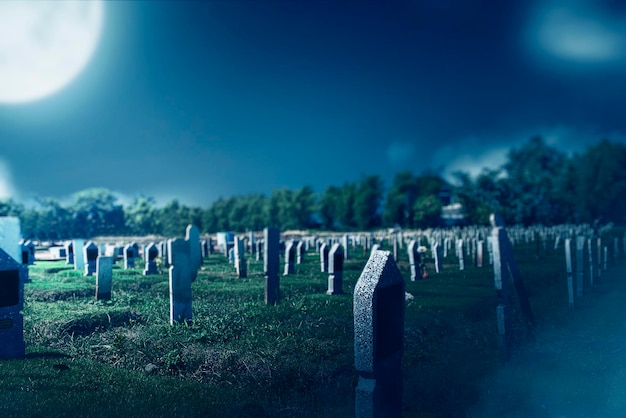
[470,258,626,417]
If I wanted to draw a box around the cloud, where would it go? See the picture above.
[525,0,626,69]
[0,159,16,199]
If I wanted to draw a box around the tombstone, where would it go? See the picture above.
[83,241,99,276]
[143,243,159,275]
[264,227,280,306]
[564,239,575,309]
[476,240,484,268]
[342,235,350,260]
[20,244,29,265]
[457,239,465,270]
[201,239,209,258]
[0,248,26,359]
[23,241,35,265]
[354,250,405,418]
[73,239,85,271]
[392,237,398,262]
[185,224,202,279]
[283,240,296,276]
[0,217,21,264]
[228,248,235,264]
[256,241,263,261]
[123,245,135,269]
[327,243,344,295]
[407,240,421,281]
[234,237,247,278]
[320,243,329,273]
[95,256,113,301]
[370,243,380,256]
[433,243,442,273]
[296,240,304,264]
[168,238,193,324]
[576,236,585,298]
[597,238,603,279]
[490,214,535,363]
[65,241,74,265]
[588,237,594,287]
[249,231,255,255]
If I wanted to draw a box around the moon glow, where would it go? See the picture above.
[0,0,104,104]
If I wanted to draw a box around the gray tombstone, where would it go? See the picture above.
[283,240,296,276]
[327,243,344,295]
[408,240,421,281]
[320,243,329,273]
[433,243,442,273]
[143,243,159,275]
[65,241,74,265]
[564,238,575,309]
[354,250,405,418]
[342,235,350,260]
[83,241,99,276]
[234,237,247,278]
[477,240,484,268]
[95,256,113,301]
[185,224,202,280]
[588,237,594,287]
[73,239,85,271]
[123,244,135,269]
[457,239,465,270]
[0,247,26,359]
[0,217,21,264]
[576,236,585,297]
[296,240,304,264]
[168,238,193,324]
[264,227,280,306]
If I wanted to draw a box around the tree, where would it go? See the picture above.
[413,194,443,228]
[318,186,341,230]
[68,188,125,237]
[353,175,384,230]
[124,196,158,235]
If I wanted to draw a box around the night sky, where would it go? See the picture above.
[2,0,626,206]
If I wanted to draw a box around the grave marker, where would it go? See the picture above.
[354,250,405,418]
[327,243,344,295]
[95,256,113,300]
[0,247,26,359]
[124,244,135,269]
[283,240,296,275]
[0,217,21,264]
[234,237,247,278]
[320,243,329,273]
[264,227,280,306]
[168,238,193,324]
[143,243,159,275]
[83,241,99,276]
[407,240,421,281]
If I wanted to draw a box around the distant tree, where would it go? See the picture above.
[0,198,23,217]
[124,196,158,236]
[383,171,418,228]
[292,186,316,230]
[68,188,125,237]
[573,139,626,224]
[413,194,443,228]
[318,186,341,230]
[353,175,384,230]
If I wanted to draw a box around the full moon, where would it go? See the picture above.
[0,0,103,104]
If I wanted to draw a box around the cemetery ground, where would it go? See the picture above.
[1,231,624,417]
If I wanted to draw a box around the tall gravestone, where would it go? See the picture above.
[123,244,135,269]
[296,240,304,264]
[65,241,74,265]
[408,240,421,281]
[433,242,442,273]
[327,243,344,295]
[168,238,193,324]
[576,236,585,298]
[354,250,405,418]
[0,247,26,359]
[73,239,85,271]
[342,235,350,260]
[264,227,280,306]
[283,240,296,276]
[0,217,21,264]
[186,224,202,281]
[95,256,113,301]
[564,238,575,309]
[234,237,247,278]
[83,241,99,276]
[143,243,159,275]
[320,243,329,273]
[457,239,465,270]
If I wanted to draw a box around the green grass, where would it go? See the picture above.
[1,230,623,417]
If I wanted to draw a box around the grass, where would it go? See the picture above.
[1,229,624,417]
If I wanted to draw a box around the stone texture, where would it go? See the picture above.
[234,237,247,278]
[0,217,21,264]
[124,244,135,269]
[143,243,159,275]
[327,243,344,295]
[83,241,99,276]
[73,239,85,271]
[264,227,280,306]
[168,238,193,324]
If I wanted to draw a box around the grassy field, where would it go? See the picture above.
[1,230,622,417]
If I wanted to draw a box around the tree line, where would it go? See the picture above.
[2,137,625,240]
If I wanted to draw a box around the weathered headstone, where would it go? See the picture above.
[0,217,21,264]
[168,238,193,324]
[143,243,159,275]
[564,238,575,309]
[65,241,74,265]
[576,236,585,298]
[477,240,484,268]
[327,243,344,295]
[433,242,442,273]
[408,240,421,281]
[123,244,135,269]
[185,224,202,280]
[264,227,280,306]
[83,241,99,276]
[0,248,26,359]
[234,237,247,278]
[320,243,329,273]
[354,250,405,418]
[95,256,113,301]
[73,239,85,271]
[342,235,350,260]
[296,240,304,264]
[283,240,296,276]
[588,237,594,287]
[457,239,465,270]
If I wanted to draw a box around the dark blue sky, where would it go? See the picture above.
[2,0,626,206]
